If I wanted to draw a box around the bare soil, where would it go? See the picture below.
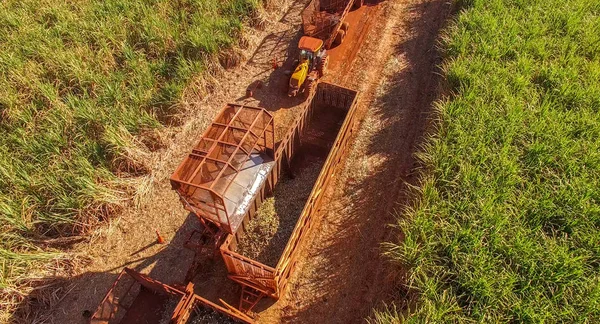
[12,0,452,322]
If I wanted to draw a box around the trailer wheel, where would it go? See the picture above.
[341,21,350,32]
[352,0,364,10]
[334,29,346,46]
[318,55,329,77]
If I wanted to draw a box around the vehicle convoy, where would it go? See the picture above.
[288,0,363,96]
[90,1,368,321]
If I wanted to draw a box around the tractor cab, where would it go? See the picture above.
[288,36,329,97]
[299,49,314,65]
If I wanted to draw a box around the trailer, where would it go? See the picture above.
[219,83,360,311]
[90,268,251,324]
[301,0,364,49]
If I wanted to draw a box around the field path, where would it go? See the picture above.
[15,0,451,323]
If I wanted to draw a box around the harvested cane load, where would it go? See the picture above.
[236,159,325,267]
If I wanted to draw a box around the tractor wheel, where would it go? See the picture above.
[317,55,329,77]
[341,21,350,32]
[334,29,346,46]
[352,0,364,9]
[304,78,317,98]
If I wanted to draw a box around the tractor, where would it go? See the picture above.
[288,36,329,97]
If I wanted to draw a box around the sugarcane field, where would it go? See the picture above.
[1,0,598,323]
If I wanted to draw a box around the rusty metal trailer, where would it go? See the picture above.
[219,83,360,310]
[302,0,363,48]
[170,104,275,236]
[90,268,251,324]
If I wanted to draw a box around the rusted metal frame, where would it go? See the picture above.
[116,276,140,311]
[220,246,277,295]
[124,268,185,296]
[229,275,277,295]
[176,153,235,230]
[221,89,319,289]
[174,295,253,324]
[98,274,137,316]
[226,274,277,295]
[177,189,225,217]
[277,91,356,289]
[190,203,221,227]
[239,286,265,313]
[212,122,260,138]
[274,88,315,179]
[173,182,226,223]
[215,112,274,196]
[227,102,268,112]
[208,112,273,232]
[186,153,241,173]
[222,249,277,274]
[220,85,359,301]
[170,104,248,188]
[226,111,269,159]
[186,104,249,193]
[308,19,338,39]
[93,270,253,324]
[173,178,227,215]
[195,198,229,232]
[172,287,197,324]
[218,298,254,324]
[170,283,195,323]
[91,268,187,322]
[193,138,252,157]
[220,91,319,298]
[186,149,238,188]
[274,90,317,162]
[207,108,264,189]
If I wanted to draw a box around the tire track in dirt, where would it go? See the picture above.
[257,0,452,322]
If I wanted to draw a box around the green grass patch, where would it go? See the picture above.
[381,0,600,322]
[0,0,259,292]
